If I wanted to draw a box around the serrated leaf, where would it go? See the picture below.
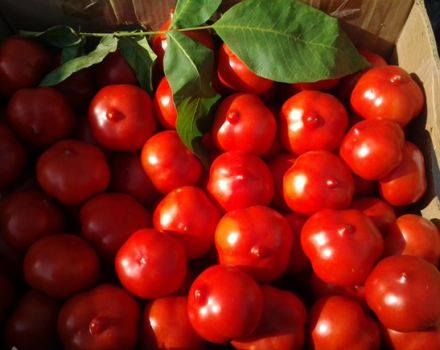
[39,35,118,86]
[171,0,222,28]
[118,37,156,94]
[213,0,369,83]
[20,25,81,48]
[60,41,85,63]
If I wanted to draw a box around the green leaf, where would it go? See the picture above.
[20,25,81,48]
[171,0,222,28]
[213,0,369,83]
[60,41,85,63]
[39,35,118,86]
[118,37,157,94]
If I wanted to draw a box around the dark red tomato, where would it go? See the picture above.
[141,130,203,194]
[0,124,27,190]
[24,234,100,299]
[231,285,307,350]
[153,186,221,260]
[0,189,65,252]
[7,87,76,147]
[268,153,296,211]
[365,255,440,332]
[0,237,23,283]
[280,90,348,155]
[207,151,274,212]
[80,193,150,262]
[0,36,51,97]
[88,84,156,151]
[4,290,61,350]
[310,272,366,302]
[58,284,139,350]
[352,173,377,196]
[215,206,293,282]
[283,151,354,215]
[384,214,440,266]
[301,209,383,286]
[283,212,310,275]
[0,270,14,323]
[153,77,177,129]
[339,118,405,180]
[187,264,264,343]
[351,65,424,127]
[309,296,380,350]
[141,296,206,350]
[379,141,427,206]
[291,78,340,91]
[94,51,137,87]
[115,228,187,299]
[211,93,276,155]
[36,140,110,205]
[384,326,440,350]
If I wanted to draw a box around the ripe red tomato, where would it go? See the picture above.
[153,77,177,129]
[58,284,139,350]
[88,84,156,151]
[384,326,440,350]
[283,212,310,275]
[291,77,340,91]
[310,271,366,302]
[94,51,137,87]
[268,153,296,211]
[0,124,27,190]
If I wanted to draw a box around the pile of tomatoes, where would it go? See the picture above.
[0,13,440,350]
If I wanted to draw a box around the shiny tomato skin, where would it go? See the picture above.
[365,255,440,332]
[95,51,137,87]
[153,77,177,129]
[268,153,296,211]
[283,150,354,215]
[291,78,340,91]
[24,234,100,299]
[0,124,27,190]
[88,84,156,151]
[58,284,139,350]
[301,209,383,286]
[188,264,264,344]
[384,326,440,350]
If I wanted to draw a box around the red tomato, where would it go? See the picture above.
[310,272,366,302]
[384,326,440,350]
[0,124,27,190]
[24,234,100,299]
[357,48,388,67]
[88,84,156,151]
[291,77,340,91]
[58,284,139,350]
[187,264,264,344]
[365,255,440,332]
[268,153,296,211]
[153,77,177,129]
[352,173,377,196]
[94,51,137,87]
[301,209,383,286]
[283,212,310,275]
[0,270,15,323]
[115,228,187,299]
[36,140,110,205]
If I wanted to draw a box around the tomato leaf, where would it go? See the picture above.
[213,0,369,83]
[20,25,81,48]
[171,0,222,28]
[118,37,156,94]
[60,41,85,63]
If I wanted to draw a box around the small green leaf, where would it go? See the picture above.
[118,37,157,94]
[213,0,369,83]
[40,35,118,86]
[60,41,85,63]
[20,25,81,48]
[171,0,222,28]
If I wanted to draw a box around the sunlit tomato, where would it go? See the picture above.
[0,124,27,190]
[58,284,139,350]
[384,326,440,350]
[207,151,274,212]
[268,153,296,211]
[153,77,177,129]
[188,264,264,344]
[365,255,440,332]
[141,130,203,194]
[95,51,137,87]
[309,296,380,350]
[36,140,110,205]
[291,77,340,91]
[115,228,187,299]
[24,234,100,299]
[283,212,310,275]
[283,151,354,215]
[301,209,383,286]
[280,90,348,155]
[88,84,156,151]
[0,270,14,323]
[310,272,366,302]
[351,65,424,127]
[379,141,427,206]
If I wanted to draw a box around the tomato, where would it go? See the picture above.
[36,140,110,205]
[310,272,366,302]
[365,255,440,332]
[58,284,139,350]
[283,150,354,215]
[141,296,206,350]
[88,84,156,151]
[24,234,100,299]
[357,48,388,67]
[4,290,61,350]
[309,295,380,350]
[0,270,14,323]
[187,264,264,344]
[379,141,427,206]
[351,65,424,127]
[0,189,65,252]
[0,124,27,190]
[283,212,310,275]
[153,77,177,129]
[141,130,203,194]
[212,93,276,155]
[280,90,348,154]
[153,186,221,260]
[291,77,340,91]
[352,173,377,196]
[94,51,137,87]
[384,326,440,350]
[207,151,274,212]
[7,87,76,147]
[115,228,187,299]
[301,209,383,286]
[0,36,51,97]
[268,153,296,211]
[231,285,307,350]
